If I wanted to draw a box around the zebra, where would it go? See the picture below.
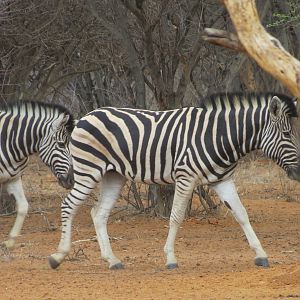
[0,100,75,249]
[49,92,300,270]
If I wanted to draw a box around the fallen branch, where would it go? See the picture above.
[72,237,97,244]
[0,211,16,217]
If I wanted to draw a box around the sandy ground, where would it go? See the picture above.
[1,156,300,300]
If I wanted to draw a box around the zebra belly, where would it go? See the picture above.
[125,170,175,185]
[0,155,28,184]
[0,171,22,184]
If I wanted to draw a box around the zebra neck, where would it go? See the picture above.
[1,108,47,159]
[231,105,267,159]
[214,104,267,163]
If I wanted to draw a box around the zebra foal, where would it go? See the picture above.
[49,92,300,270]
[0,100,75,249]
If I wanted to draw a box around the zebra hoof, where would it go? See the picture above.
[166,263,179,269]
[109,262,124,270]
[254,257,270,268]
[1,239,15,250]
[48,256,61,269]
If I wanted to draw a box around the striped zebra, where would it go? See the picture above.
[49,92,300,270]
[1,100,75,249]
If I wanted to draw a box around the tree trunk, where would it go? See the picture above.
[148,184,194,218]
[157,186,171,217]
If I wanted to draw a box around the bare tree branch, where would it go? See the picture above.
[202,28,245,53]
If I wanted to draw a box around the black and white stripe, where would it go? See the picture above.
[49,93,300,270]
[1,100,75,249]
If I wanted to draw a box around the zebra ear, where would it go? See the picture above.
[292,96,298,107]
[269,96,282,119]
[292,97,298,112]
[61,113,71,126]
[52,113,71,132]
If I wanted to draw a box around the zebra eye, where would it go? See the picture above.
[282,131,291,138]
[57,142,65,148]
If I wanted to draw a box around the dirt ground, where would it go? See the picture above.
[1,156,300,300]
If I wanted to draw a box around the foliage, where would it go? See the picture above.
[267,0,300,28]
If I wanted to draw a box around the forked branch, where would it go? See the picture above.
[202,28,245,53]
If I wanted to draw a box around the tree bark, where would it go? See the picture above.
[87,0,146,108]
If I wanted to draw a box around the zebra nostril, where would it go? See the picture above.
[286,166,300,181]
[57,173,74,189]
[66,173,74,186]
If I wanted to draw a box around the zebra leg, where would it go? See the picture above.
[2,178,28,249]
[211,179,269,267]
[91,172,126,270]
[164,179,195,269]
[49,180,96,269]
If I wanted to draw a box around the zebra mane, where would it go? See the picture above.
[200,92,297,117]
[0,100,75,134]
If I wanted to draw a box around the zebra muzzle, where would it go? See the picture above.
[286,165,300,181]
[58,166,74,189]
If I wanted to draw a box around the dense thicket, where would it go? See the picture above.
[1,1,299,114]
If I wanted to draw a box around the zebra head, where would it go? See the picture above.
[39,112,75,189]
[261,95,300,181]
